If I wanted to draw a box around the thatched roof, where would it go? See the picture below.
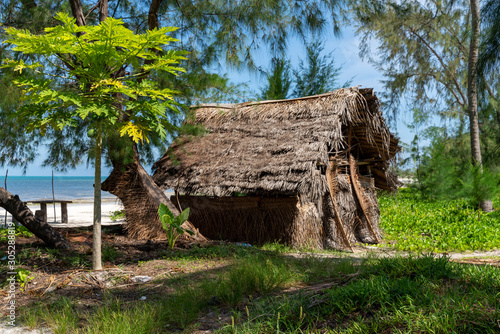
[153,87,400,196]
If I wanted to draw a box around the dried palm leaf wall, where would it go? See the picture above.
[323,174,381,250]
[173,168,379,249]
[175,195,325,248]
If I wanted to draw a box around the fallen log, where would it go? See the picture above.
[0,187,71,249]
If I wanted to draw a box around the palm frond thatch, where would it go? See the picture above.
[153,87,399,197]
[151,87,400,250]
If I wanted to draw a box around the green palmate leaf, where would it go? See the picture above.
[158,203,175,221]
[160,215,172,232]
[177,208,190,224]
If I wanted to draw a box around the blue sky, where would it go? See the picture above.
[1,26,414,177]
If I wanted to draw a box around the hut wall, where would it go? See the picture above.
[290,200,324,249]
[174,173,381,250]
[175,195,324,248]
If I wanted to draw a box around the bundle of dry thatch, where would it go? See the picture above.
[151,87,400,250]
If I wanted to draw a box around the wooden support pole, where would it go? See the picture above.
[61,202,69,224]
[40,203,48,223]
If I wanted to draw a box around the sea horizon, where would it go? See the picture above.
[1,176,116,201]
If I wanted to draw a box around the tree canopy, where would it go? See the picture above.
[350,0,499,210]
[293,39,348,97]
[260,57,292,100]
[0,0,347,172]
[479,0,500,76]
[2,10,187,268]
[2,12,185,143]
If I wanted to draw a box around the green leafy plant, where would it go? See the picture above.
[16,268,34,291]
[0,225,34,242]
[109,210,126,222]
[457,163,500,209]
[2,12,186,270]
[102,242,120,262]
[158,204,193,249]
[379,188,500,252]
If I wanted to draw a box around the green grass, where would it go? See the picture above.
[379,188,500,252]
[19,250,500,333]
[102,242,121,262]
[13,188,500,333]
[218,254,500,333]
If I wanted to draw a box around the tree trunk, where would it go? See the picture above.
[99,0,108,22]
[68,0,86,26]
[468,0,493,212]
[102,145,205,241]
[92,130,103,270]
[468,0,482,167]
[0,188,71,249]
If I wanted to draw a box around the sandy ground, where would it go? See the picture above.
[0,191,174,228]
[0,325,52,334]
[0,198,124,228]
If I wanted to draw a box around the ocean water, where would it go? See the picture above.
[1,176,116,201]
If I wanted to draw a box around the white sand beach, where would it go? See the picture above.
[0,192,174,229]
[0,198,124,228]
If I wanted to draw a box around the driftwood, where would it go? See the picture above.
[0,187,71,249]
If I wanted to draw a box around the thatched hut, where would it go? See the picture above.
[152,87,400,250]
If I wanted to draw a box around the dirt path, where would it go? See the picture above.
[287,245,500,262]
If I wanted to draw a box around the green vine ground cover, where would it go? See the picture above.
[379,188,500,252]
[5,188,500,333]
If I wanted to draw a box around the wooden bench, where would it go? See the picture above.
[28,199,73,224]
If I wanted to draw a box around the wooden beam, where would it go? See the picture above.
[348,125,380,243]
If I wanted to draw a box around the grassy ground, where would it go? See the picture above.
[12,248,500,333]
[1,188,500,333]
[378,188,500,252]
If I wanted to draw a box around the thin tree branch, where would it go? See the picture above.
[111,0,122,18]
[408,28,467,106]
[85,2,100,20]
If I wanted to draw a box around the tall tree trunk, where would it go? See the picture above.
[69,0,108,269]
[0,188,71,249]
[468,0,481,166]
[468,0,493,212]
[92,130,103,270]
[99,0,108,22]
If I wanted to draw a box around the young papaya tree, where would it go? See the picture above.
[2,12,186,270]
